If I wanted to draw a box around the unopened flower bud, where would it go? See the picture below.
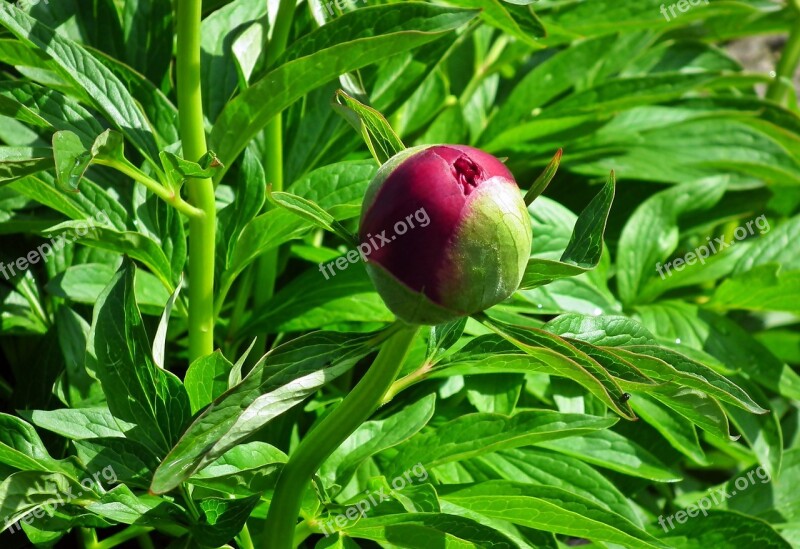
[359,145,531,325]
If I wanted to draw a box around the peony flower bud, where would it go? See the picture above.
[359,145,532,325]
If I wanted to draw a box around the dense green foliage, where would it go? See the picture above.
[0,0,799,548]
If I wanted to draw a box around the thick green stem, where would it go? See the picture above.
[177,0,217,362]
[766,10,800,106]
[261,323,420,548]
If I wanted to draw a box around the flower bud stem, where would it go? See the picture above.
[262,322,420,548]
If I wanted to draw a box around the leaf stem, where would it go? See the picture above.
[236,523,255,549]
[177,0,217,362]
[180,483,201,522]
[93,158,204,219]
[381,360,433,405]
[261,322,420,548]
[292,520,314,547]
[766,7,800,106]
[249,0,297,357]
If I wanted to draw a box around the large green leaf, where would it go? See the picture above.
[210,4,477,181]
[342,512,524,547]
[617,178,727,304]
[86,260,191,457]
[150,330,386,494]
[384,410,617,477]
[537,429,682,482]
[474,448,641,525]
[320,394,436,492]
[0,4,161,164]
[439,481,665,549]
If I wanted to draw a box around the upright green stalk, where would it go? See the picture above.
[766,2,800,107]
[262,323,420,548]
[238,0,296,356]
[176,0,216,362]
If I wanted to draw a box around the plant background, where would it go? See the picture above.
[0,0,799,548]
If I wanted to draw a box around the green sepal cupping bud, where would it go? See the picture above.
[359,145,532,325]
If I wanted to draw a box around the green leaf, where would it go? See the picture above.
[73,438,160,489]
[152,278,182,369]
[86,259,191,457]
[634,302,800,401]
[616,178,727,304]
[537,429,682,482]
[480,35,617,146]
[733,216,800,273]
[89,45,179,147]
[160,150,223,192]
[520,172,615,289]
[646,383,732,442]
[475,448,641,526]
[184,351,234,414]
[0,146,52,186]
[192,495,260,547]
[439,481,665,549]
[189,441,286,497]
[150,330,385,494]
[0,414,64,472]
[333,89,405,164]
[320,394,436,492]
[52,128,136,192]
[465,373,522,415]
[724,380,782,480]
[267,189,357,246]
[10,171,129,231]
[240,263,392,336]
[523,148,562,205]
[433,334,641,414]
[0,4,161,163]
[224,159,375,288]
[52,131,91,192]
[545,313,657,347]
[200,0,269,123]
[46,263,170,313]
[210,4,478,181]
[631,394,707,465]
[86,484,186,529]
[711,264,800,314]
[0,472,79,528]
[27,407,135,440]
[54,306,102,406]
[660,510,790,549]
[0,81,106,147]
[385,410,617,477]
[443,0,544,46]
[45,222,176,291]
[481,319,635,419]
[218,145,266,268]
[342,512,522,547]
